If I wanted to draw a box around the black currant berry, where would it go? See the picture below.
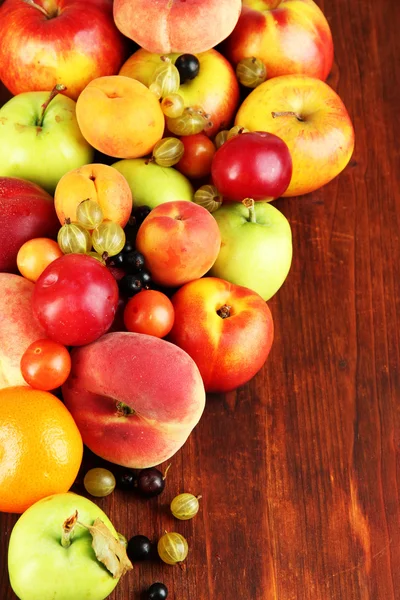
[137,467,165,497]
[124,250,145,272]
[127,535,152,562]
[139,270,152,289]
[134,205,152,225]
[116,470,136,491]
[175,54,200,83]
[119,274,143,297]
[122,240,135,254]
[147,582,168,600]
[109,252,125,267]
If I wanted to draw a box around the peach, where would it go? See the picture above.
[62,331,206,468]
[169,277,274,393]
[113,0,242,55]
[0,274,48,389]
[54,163,132,227]
[136,200,221,287]
[76,76,165,159]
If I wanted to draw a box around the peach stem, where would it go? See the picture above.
[61,510,78,548]
[271,111,304,122]
[22,0,49,17]
[37,84,66,127]
[217,305,231,319]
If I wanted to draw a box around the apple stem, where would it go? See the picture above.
[61,510,78,548]
[22,0,50,17]
[37,84,67,127]
[242,198,257,223]
[271,110,304,122]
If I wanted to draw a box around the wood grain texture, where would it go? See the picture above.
[1,0,400,598]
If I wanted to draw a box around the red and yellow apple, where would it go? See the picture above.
[54,164,132,227]
[113,0,241,55]
[235,75,355,196]
[119,49,240,137]
[224,0,333,81]
[169,277,274,393]
[0,274,48,390]
[136,200,221,287]
[0,177,59,273]
[62,331,206,468]
[76,76,165,159]
[0,0,127,101]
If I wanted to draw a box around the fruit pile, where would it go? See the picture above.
[0,0,354,598]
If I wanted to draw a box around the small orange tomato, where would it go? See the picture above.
[123,290,175,338]
[20,339,72,391]
[17,238,63,282]
[176,133,216,179]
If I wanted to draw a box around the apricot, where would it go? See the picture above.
[76,76,165,158]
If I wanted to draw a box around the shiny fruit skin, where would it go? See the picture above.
[175,54,200,83]
[176,134,216,179]
[17,238,63,283]
[20,339,71,391]
[148,582,169,599]
[157,532,188,565]
[211,131,292,201]
[32,254,119,346]
[0,387,83,513]
[83,468,116,497]
[123,291,174,338]
[127,535,152,562]
[137,468,165,497]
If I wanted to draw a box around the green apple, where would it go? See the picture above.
[0,86,94,193]
[210,200,292,301]
[112,158,194,209]
[8,492,124,600]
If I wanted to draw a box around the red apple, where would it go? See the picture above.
[62,331,206,468]
[211,131,292,201]
[113,0,241,55]
[136,201,221,287]
[0,0,127,100]
[169,277,274,393]
[0,177,59,273]
[119,49,240,137]
[223,0,334,81]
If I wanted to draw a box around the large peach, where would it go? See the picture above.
[54,164,132,227]
[76,76,165,159]
[169,278,274,393]
[119,49,240,137]
[235,75,355,196]
[62,332,206,468]
[136,201,221,287]
[0,274,48,389]
[113,0,241,55]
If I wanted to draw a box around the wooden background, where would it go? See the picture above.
[1,0,399,598]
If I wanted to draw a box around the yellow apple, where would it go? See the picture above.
[235,74,355,196]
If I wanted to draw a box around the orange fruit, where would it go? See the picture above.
[0,386,83,513]
[17,238,63,282]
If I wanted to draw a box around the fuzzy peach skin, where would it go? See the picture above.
[62,332,206,468]
[113,0,241,55]
[136,200,221,287]
[54,163,132,227]
[169,278,274,393]
[0,0,127,101]
[223,0,333,81]
[119,49,240,138]
[235,75,355,196]
[76,76,165,159]
[0,274,48,389]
